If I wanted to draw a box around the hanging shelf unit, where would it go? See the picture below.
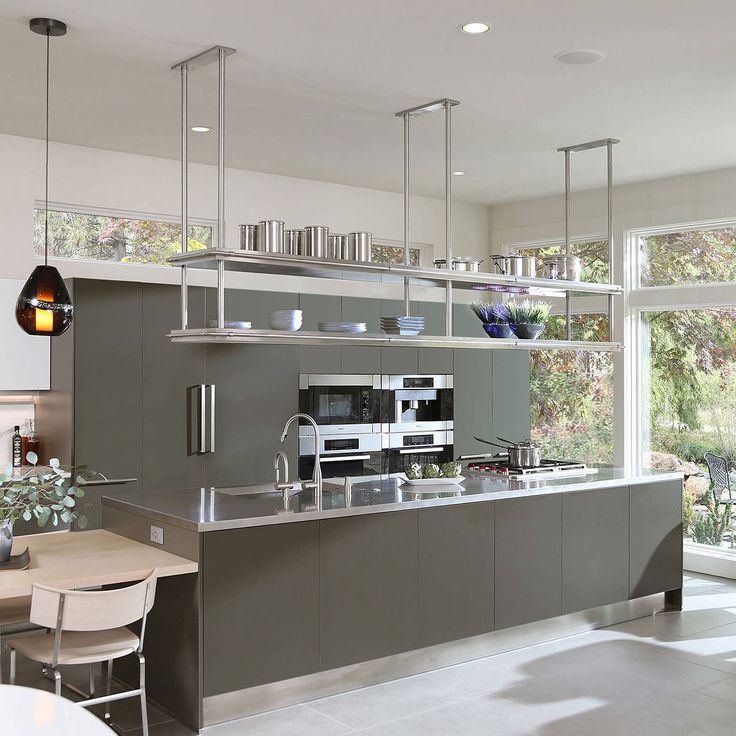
[166,49,623,352]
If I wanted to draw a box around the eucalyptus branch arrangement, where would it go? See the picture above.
[0,453,90,529]
[470,303,510,325]
[505,300,552,325]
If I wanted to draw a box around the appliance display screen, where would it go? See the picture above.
[403,434,434,446]
[325,438,360,451]
[403,377,434,389]
[318,392,357,420]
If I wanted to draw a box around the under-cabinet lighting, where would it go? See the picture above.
[191,126,211,133]
[452,171,466,176]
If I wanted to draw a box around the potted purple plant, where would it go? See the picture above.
[470,303,513,339]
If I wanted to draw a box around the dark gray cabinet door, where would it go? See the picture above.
[452,349,493,458]
[417,502,494,647]
[320,511,419,669]
[141,284,206,493]
[495,493,562,629]
[73,281,143,528]
[204,288,300,488]
[630,480,683,598]
[562,486,630,613]
[491,352,530,443]
[202,522,320,695]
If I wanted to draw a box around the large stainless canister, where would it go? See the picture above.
[330,234,349,260]
[284,229,302,256]
[302,226,329,258]
[257,220,285,253]
[348,232,372,262]
[239,224,259,251]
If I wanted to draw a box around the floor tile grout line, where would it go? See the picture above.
[301,703,359,731]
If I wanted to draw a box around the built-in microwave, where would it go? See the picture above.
[299,374,381,428]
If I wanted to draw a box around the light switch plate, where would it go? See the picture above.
[150,525,164,545]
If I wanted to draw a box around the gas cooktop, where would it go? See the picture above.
[462,455,598,480]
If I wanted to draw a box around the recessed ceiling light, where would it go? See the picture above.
[452,171,466,176]
[555,49,605,65]
[459,22,491,34]
[191,126,211,133]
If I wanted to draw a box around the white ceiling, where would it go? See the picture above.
[1,0,736,204]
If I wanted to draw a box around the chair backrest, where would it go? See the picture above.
[30,570,158,633]
[705,452,731,502]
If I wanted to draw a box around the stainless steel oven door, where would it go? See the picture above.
[299,430,382,457]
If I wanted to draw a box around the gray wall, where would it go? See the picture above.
[36,279,530,527]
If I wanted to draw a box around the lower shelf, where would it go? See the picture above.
[167,328,622,351]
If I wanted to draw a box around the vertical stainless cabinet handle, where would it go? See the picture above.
[187,384,216,456]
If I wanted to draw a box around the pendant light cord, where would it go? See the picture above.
[44,30,50,266]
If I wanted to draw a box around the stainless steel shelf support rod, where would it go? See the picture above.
[180,64,189,329]
[444,100,453,337]
[172,45,236,332]
[403,113,411,317]
[395,98,460,335]
[557,137,620,343]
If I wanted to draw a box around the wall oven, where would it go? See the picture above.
[298,425,383,479]
[381,430,454,474]
[299,374,381,429]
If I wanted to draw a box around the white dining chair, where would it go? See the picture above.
[0,602,31,683]
[5,571,157,736]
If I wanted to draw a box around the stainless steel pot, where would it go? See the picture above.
[474,435,542,468]
[433,257,484,272]
[303,226,330,258]
[239,224,259,251]
[348,232,372,262]
[257,220,284,253]
[491,255,536,278]
[542,254,582,281]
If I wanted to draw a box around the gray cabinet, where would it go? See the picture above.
[630,480,683,598]
[141,284,206,493]
[319,511,419,669]
[562,486,630,613]
[494,493,562,629]
[417,502,494,647]
[202,522,320,695]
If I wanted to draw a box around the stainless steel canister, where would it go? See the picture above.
[302,226,330,258]
[284,229,302,256]
[330,234,349,260]
[239,224,259,251]
[348,232,372,262]
[257,220,285,253]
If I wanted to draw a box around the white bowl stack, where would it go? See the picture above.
[269,309,303,331]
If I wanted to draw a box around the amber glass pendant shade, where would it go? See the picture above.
[16,265,73,336]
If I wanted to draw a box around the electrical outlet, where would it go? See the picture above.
[150,525,165,545]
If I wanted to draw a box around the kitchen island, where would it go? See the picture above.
[102,469,683,732]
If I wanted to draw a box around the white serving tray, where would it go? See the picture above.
[397,474,466,487]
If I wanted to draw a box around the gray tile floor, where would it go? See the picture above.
[9,572,736,734]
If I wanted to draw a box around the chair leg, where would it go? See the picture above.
[52,668,61,697]
[104,658,113,722]
[138,653,148,736]
[89,663,96,698]
[8,647,15,686]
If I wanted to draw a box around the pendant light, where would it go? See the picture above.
[16,18,73,337]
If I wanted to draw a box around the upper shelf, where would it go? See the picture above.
[169,249,623,297]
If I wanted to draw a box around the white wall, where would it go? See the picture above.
[488,164,736,468]
[0,133,491,299]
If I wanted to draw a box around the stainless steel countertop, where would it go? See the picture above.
[101,467,683,533]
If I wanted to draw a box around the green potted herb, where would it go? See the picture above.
[0,453,90,563]
[470,302,513,338]
[506,300,552,339]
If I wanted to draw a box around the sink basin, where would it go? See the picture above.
[215,483,304,497]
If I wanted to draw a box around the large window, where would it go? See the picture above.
[34,208,212,265]
[641,308,736,551]
[510,238,613,464]
[372,242,423,266]
[638,224,736,287]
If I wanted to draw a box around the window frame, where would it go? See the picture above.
[35,201,217,269]
[371,238,432,268]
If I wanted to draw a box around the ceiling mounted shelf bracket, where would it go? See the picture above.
[395,98,460,332]
[557,137,620,340]
[172,44,236,331]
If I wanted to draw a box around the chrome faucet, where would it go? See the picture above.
[279,413,322,494]
[273,451,290,489]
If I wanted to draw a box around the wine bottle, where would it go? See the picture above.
[12,425,22,468]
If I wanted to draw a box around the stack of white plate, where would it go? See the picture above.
[381,316,426,336]
[269,309,303,331]
[208,320,252,330]
[318,322,367,334]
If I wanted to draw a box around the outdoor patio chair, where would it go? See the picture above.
[704,452,736,506]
